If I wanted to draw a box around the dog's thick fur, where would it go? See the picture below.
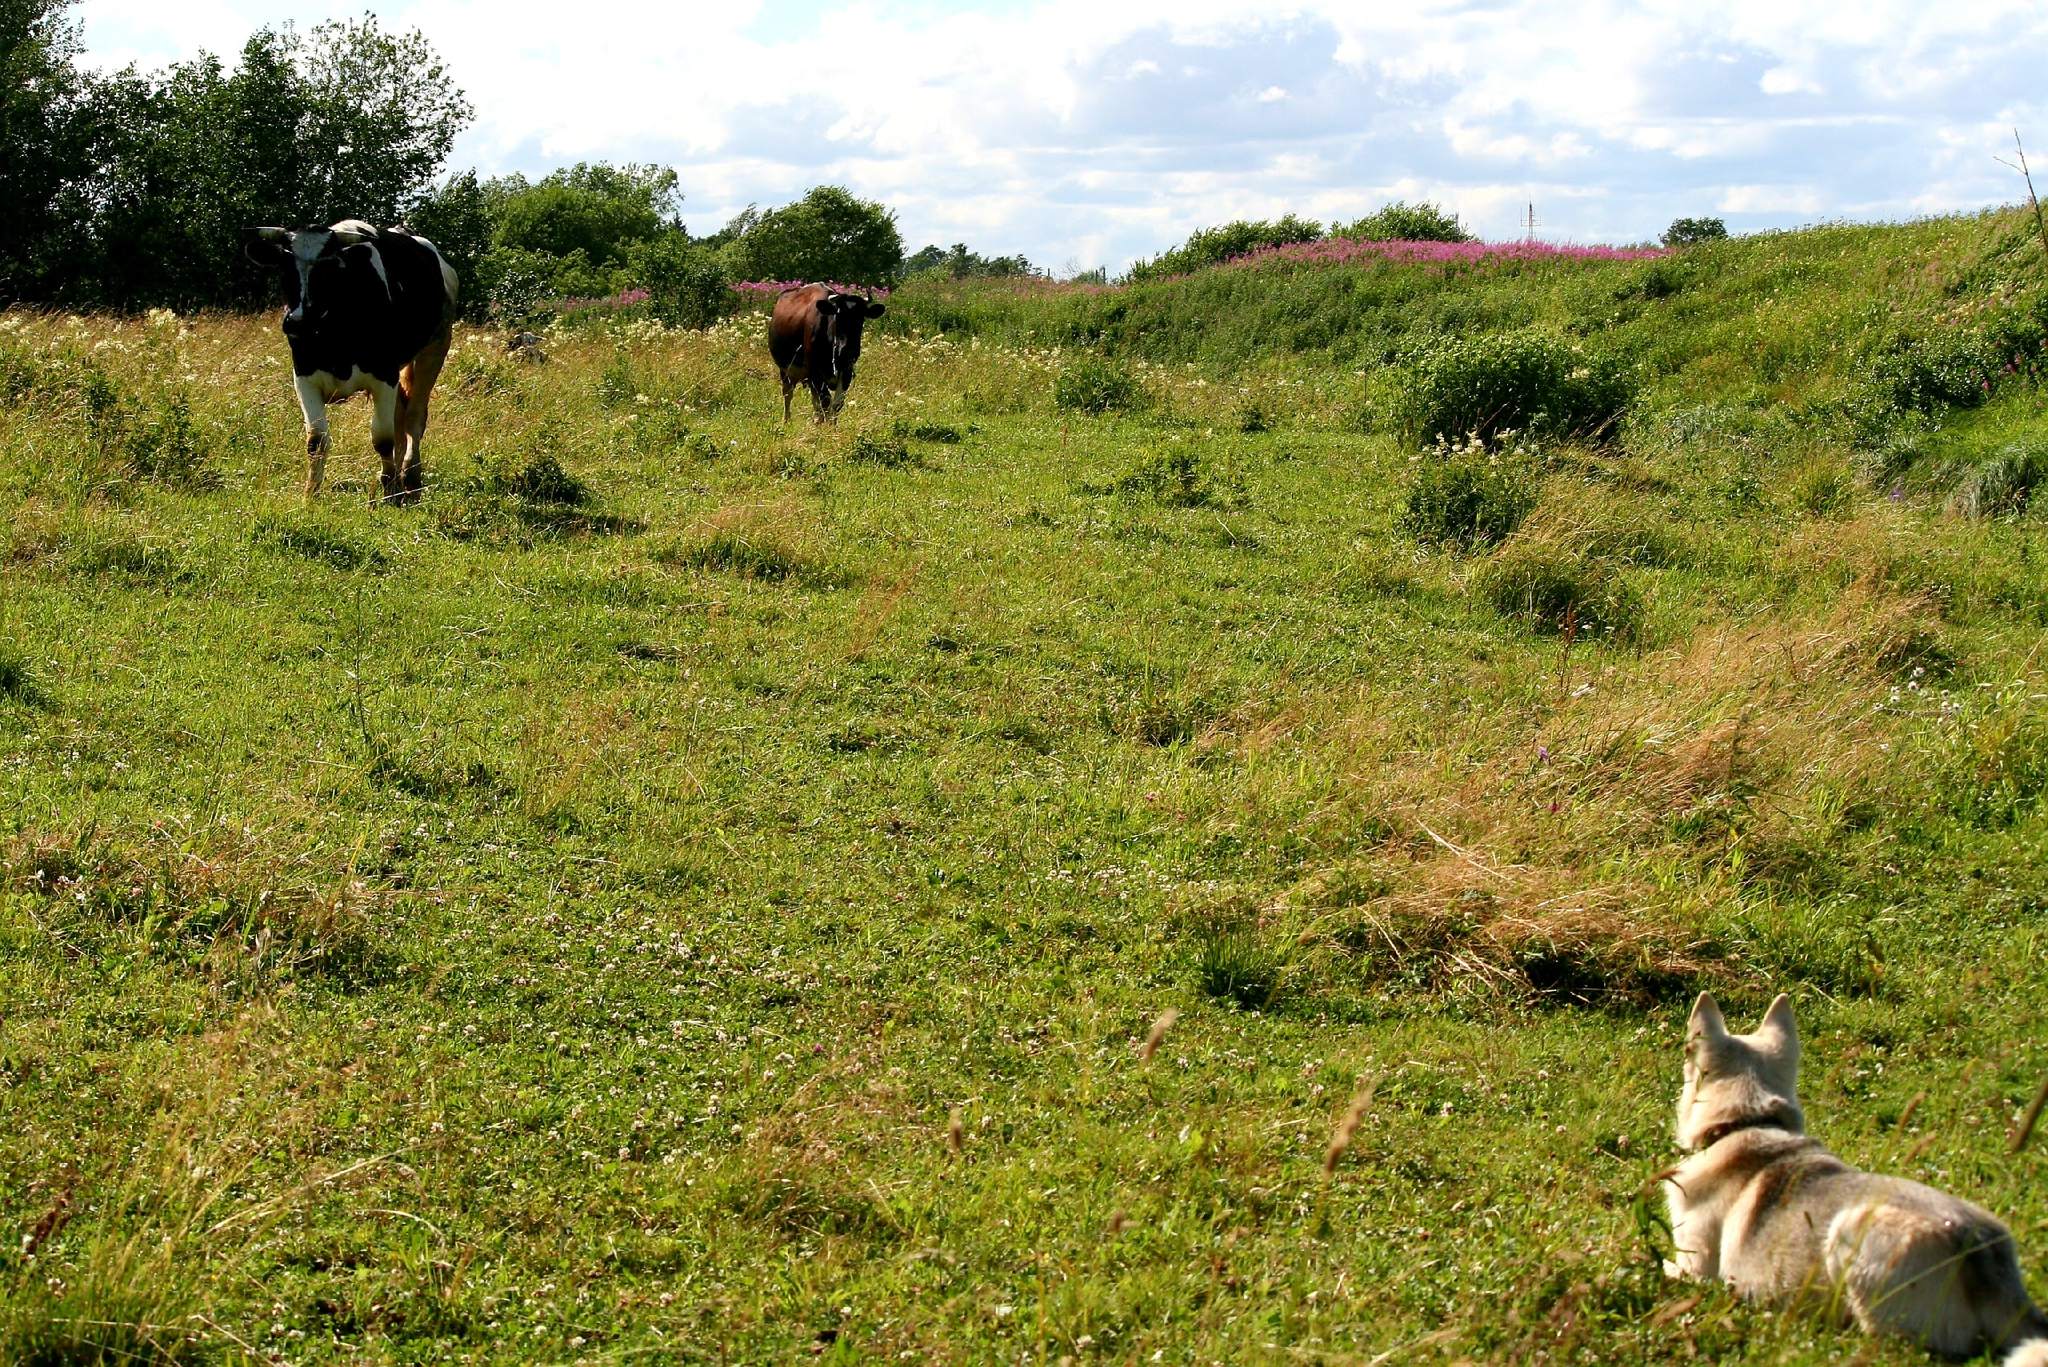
[1666,992,2048,1364]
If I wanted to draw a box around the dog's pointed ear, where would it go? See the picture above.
[1688,991,1729,1042]
[1756,993,1798,1052]
[243,226,292,266]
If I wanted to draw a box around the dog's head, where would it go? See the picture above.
[1675,991,1804,1151]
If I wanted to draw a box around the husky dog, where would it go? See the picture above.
[1666,992,2048,1364]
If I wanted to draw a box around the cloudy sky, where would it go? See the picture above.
[75,0,2048,274]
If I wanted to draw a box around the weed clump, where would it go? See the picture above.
[892,417,963,444]
[597,351,638,408]
[846,431,920,467]
[1112,448,1240,508]
[486,449,588,506]
[1054,355,1145,414]
[79,370,218,490]
[1395,330,1633,447]
[656,515,840,587]
[1477,541,1645,640]
[665,533,811,582]
[0,649,51,708]
[1398,444,1538,549]
[1946,441,2045,520]
[1789,458,1857,518]
[1195,931,1285,1010]
[4,828,386,987]
[447,348,519,396]
[252,515,391,572]
[435,443,634,544]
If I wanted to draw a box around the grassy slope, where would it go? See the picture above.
[0,213,2045,1363]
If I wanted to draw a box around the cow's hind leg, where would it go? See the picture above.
[397,330,450,504]
[779,367,798,423]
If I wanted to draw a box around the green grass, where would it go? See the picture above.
[2,213,2047,1363]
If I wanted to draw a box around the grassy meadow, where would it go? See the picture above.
[3,210,2048,1364]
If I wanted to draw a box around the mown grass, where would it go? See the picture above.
[2,211,2046,1363]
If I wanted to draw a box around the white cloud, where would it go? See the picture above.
[1718,184,1824,215]
[71,0,2048,273]
[1759,65,1821,95]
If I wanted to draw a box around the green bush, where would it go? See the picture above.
[1394,331,1634,447]
[1332,200,1471,243]
[1477,543,1644,640]
[79,372,217,490]
[1397,451,1538,549]
[629,234,733,328]
[1054,355,1144,414]
[475,246,560,327]
[1125,214,1322,283]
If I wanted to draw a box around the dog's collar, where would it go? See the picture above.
[1695,1107,1799,1150]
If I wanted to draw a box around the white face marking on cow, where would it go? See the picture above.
[289,230,331,325]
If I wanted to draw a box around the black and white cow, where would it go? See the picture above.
[243,220,459,503]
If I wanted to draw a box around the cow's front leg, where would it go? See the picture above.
[809,380,832,424]
[368,378,402,505]
[293,375,331,498]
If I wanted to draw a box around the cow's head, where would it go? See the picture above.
[817,291,886,414]
[242,222,388,344]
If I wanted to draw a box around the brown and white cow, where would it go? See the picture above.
[767,284,886,423]
[243,219,459,503]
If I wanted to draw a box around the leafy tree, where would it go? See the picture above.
[1334,200,1471,243]
[1125,214,1322,282]
[2,8,469,307]
[904,242,1039,279]
[491,163,680,267]
[1662,216,1728,248]
[291,16,471,225]
[0,0,91,302]
[728,185,902,286]
[408,170,504,312]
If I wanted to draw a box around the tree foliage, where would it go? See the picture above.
[1,4,469,307]
[1125,214,1323,283]
[904,242,1038,279]
[490,163,680,266]
[727,185,903,286]
[0,0,91,302]
[1333,200,1472,243]
[1662,216,1729,248]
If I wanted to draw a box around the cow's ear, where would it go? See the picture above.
[243,227,292,266]
[864,300,886,319]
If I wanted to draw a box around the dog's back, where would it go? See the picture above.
[1667,993,2048,1363]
